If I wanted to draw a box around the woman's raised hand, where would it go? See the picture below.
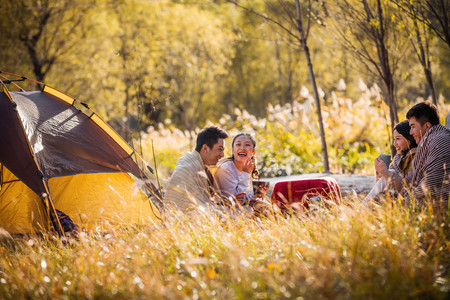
[374,157,388,174]
[242,157,254,174]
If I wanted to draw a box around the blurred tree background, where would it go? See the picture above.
[1,0,448,174]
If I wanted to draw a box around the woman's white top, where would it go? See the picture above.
[214,160,254,202]
[363,148,416,204]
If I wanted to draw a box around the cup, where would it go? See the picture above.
[253,180,270,199]
[378,154,391,168]
[376,154,391,181]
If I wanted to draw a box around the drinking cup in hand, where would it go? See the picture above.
[253,180,270,199]
[378,154,391,168]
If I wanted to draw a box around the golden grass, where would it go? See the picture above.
[1,198,449,299]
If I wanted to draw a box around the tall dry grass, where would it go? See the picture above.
[2,83,449,299]
[1,198,449,299]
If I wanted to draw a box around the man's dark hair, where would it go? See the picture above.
[195,126,229,152]
[406,101,440,126]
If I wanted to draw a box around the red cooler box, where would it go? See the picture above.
[271,177,341,209]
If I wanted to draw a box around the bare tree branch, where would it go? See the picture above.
[227,0,330,172]
[226,0,302,44]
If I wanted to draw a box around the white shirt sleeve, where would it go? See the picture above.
[362,177,386,204]
[214,161,253,201]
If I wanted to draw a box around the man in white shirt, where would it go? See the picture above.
[164,126,230,214]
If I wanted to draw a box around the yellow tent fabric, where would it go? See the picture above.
[49,172,161,230]
[0,166,161,234]
[0,167,50,234]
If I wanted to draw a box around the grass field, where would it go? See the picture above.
[1,199,449,299]
[1,92,449,299]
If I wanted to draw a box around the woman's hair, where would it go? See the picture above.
[394,120,417,149]
[231,133,256,149]
[230,133,259,179]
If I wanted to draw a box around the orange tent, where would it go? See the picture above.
[0,72,162,235]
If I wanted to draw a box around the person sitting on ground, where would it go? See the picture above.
[376,101,450,208]
[164,126,231,215]
[213,133,259,205]
[214,133,272,217]
[363,121,417,204]
[445,110,450,129]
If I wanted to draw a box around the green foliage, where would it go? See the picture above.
[142,83,409,178]
[150,2,235,131]
[335,142,378,174]
[1,0,449,176]
[138,126,193,179]
[0,0,98,81]
[2,0,448,135]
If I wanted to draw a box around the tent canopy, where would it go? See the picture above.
[0,72,162,235]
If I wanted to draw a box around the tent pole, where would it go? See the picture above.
[43,193,66,238]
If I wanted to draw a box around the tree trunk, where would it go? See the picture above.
[373,0,398,155]
[22,10,52,84]
[385,79,398,156]
[295,0,330,173]
[302,45,330,173]
[414,21,438,106]
[379,45,398,155]
[124,85,131,143]
[424,67,437,105]
[384,78,398,133]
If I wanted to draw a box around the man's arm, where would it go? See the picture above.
[403,156,450,207]
[165,164,211,212]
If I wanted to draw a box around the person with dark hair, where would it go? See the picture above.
[165,126,230,214]
[406,101,440,128]
[377,101,450,208]
[364,121,417,203]
[214,133,260,204]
